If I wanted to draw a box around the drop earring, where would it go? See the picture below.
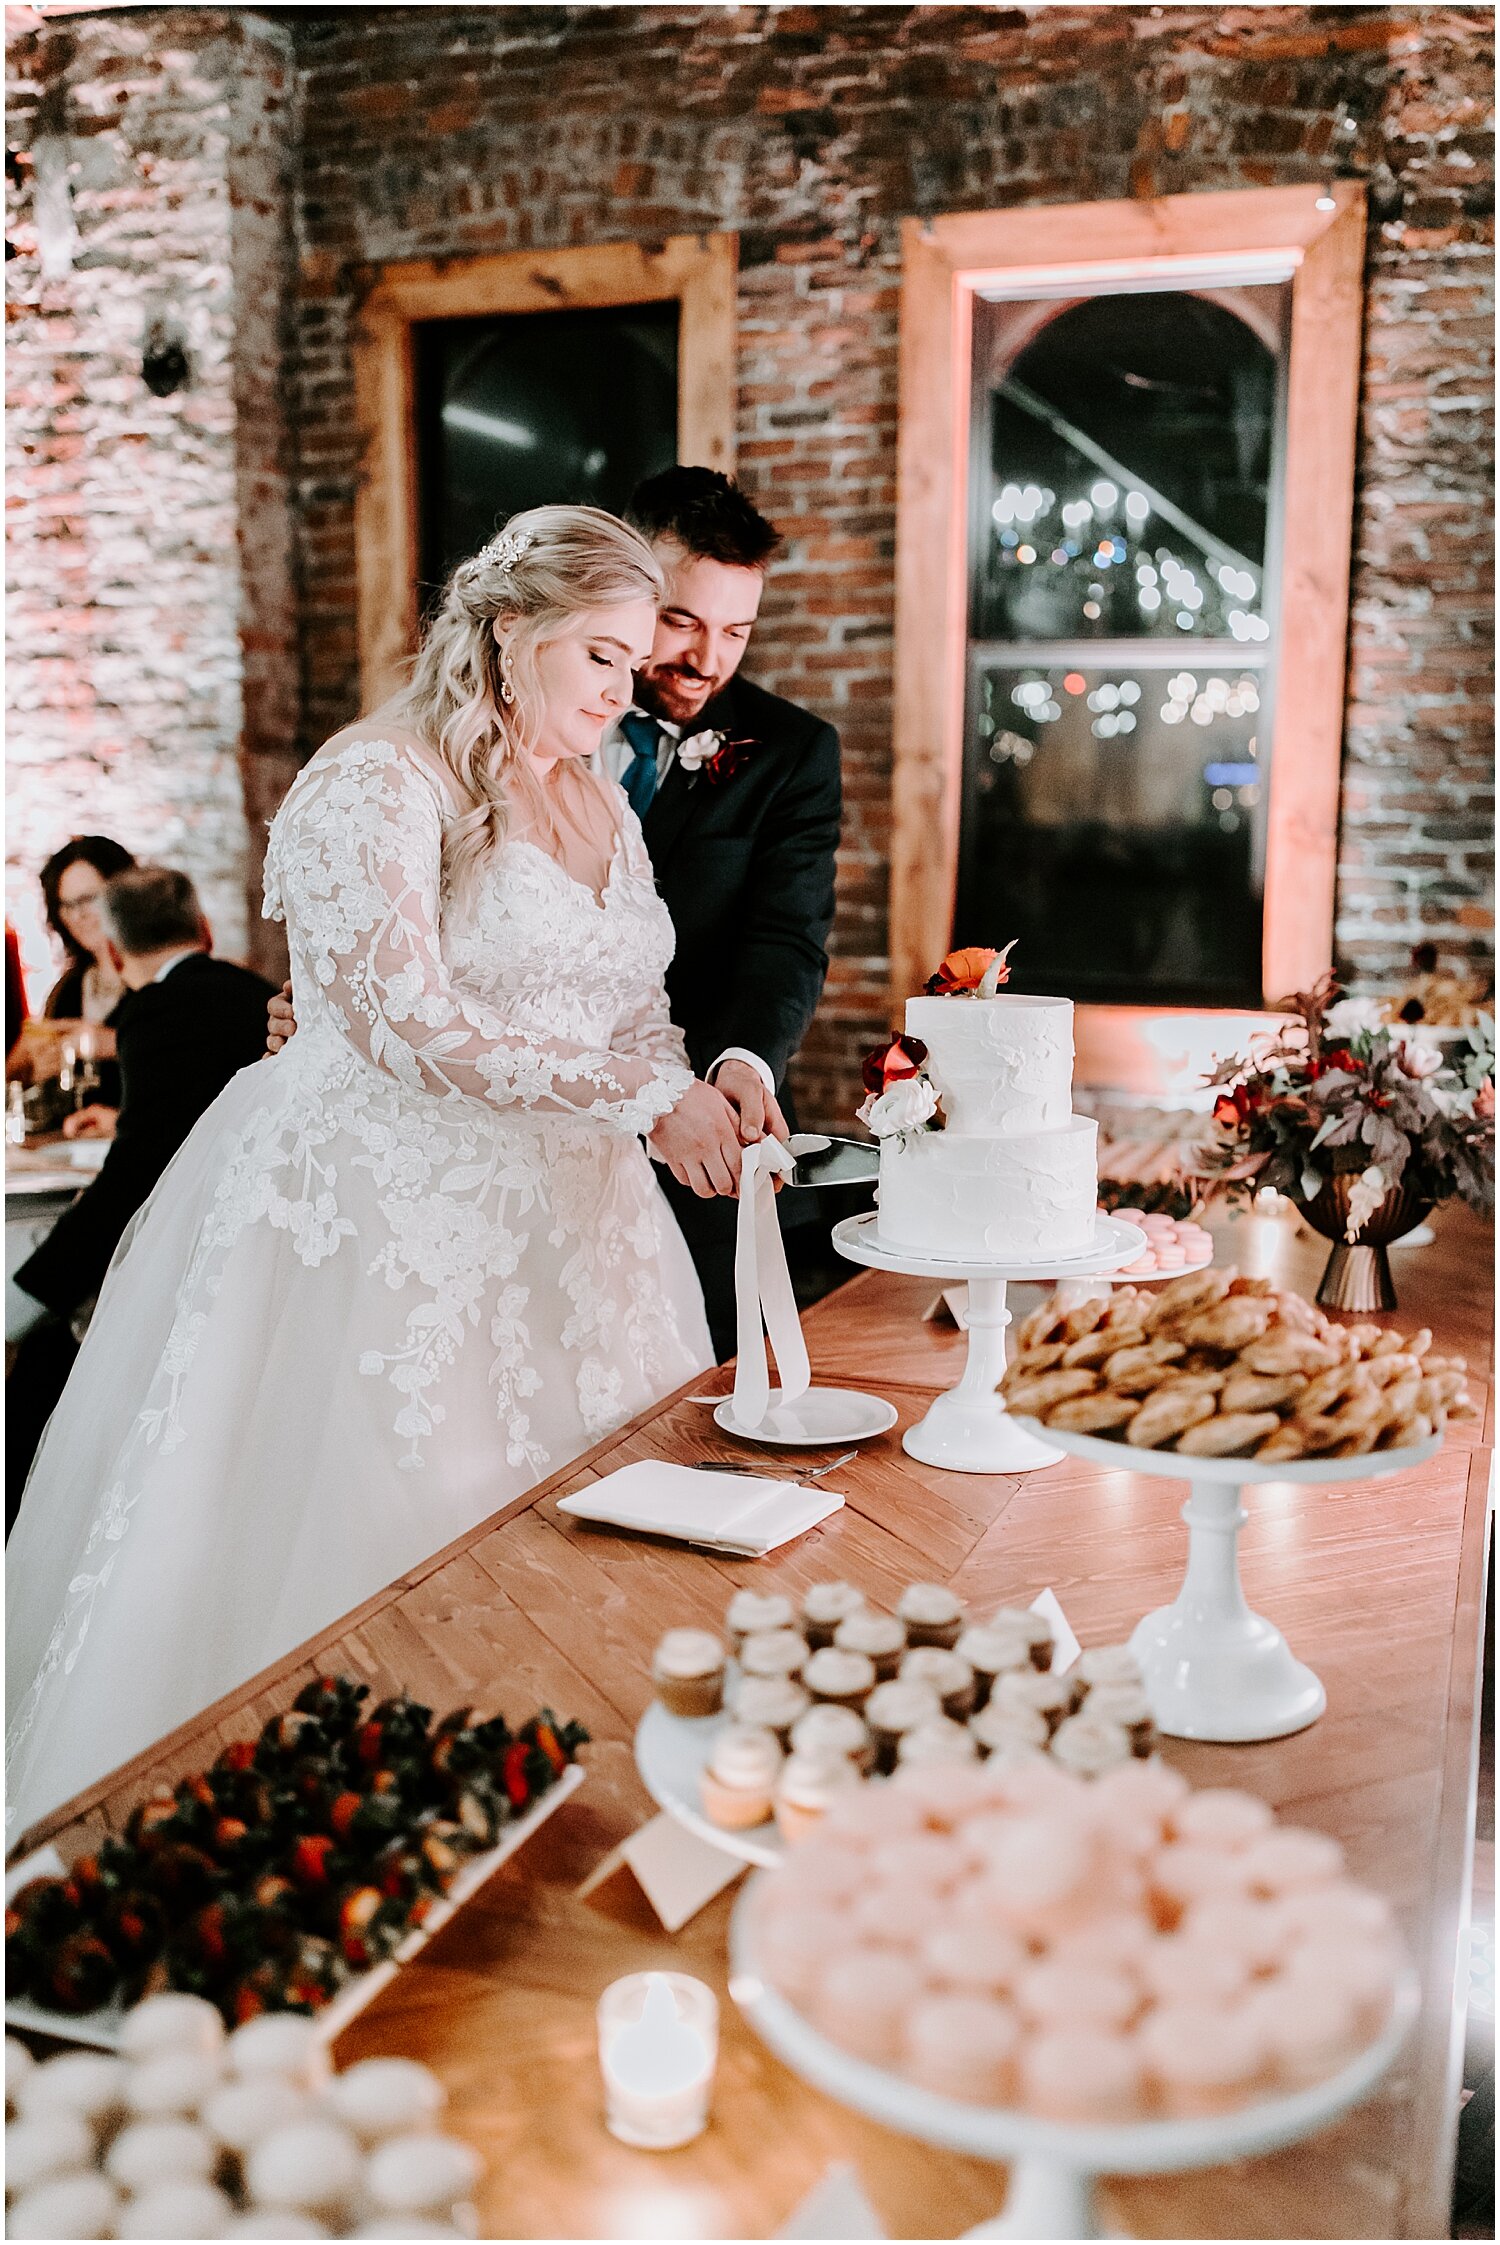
[499,656,515,707]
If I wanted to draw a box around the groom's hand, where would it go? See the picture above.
[648,1080,745,1198]
[266,982,297,1055]
[714,1059,789,1147]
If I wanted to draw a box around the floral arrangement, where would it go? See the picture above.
[1200,975,1495,1240]
[5,1674,586,2021]
[857,940,1022,1144]
[857,1031,940,1144]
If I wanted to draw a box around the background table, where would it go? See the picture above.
[12,1199,1492,2241]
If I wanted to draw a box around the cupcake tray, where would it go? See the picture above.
[728,1878,1420,2240]
[4,1763,584,2052]
[1010,1424,1443,1743]
[635,1702,786,1869]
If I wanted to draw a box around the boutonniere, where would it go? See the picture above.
[676,730,755,785]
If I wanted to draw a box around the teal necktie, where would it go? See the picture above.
[620,711,662,818]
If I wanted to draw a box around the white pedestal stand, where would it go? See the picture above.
[730,1888,1418,2241]
[1011,1422,1442,1741]
[831,1213,1147,1475]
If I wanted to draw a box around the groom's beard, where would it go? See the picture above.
[634,665,727,729]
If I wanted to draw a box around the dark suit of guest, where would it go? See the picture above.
[618,672,841,1359]
[8,952,276,1518]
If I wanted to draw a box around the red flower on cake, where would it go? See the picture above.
[925,939,1018,996]
[860,1032,929,1094]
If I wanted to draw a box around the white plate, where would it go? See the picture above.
[636,1702,785,1868]
[833,1211,1149,1283]
[4,1764,585,2049]
[714,1386,898,1447]
[730,1882,1419,2172]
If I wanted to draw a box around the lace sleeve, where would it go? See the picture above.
[611,806,693,1075]
[269,739,693,1137]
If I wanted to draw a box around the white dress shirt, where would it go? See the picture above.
[598,710,775,1100]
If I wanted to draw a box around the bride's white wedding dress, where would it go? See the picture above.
[7,733,712,1836]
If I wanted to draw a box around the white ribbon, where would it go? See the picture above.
[731,1136,809,1430]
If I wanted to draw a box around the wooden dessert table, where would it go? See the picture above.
[13,1200,1493,2241]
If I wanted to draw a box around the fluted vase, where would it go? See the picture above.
[1300,1175,1433,1313]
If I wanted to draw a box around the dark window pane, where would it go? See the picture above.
[957,662,1266,1008]
[414,303,679,603]
[973,289,1284,645]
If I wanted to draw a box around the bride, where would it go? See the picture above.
[7,505,745,1837]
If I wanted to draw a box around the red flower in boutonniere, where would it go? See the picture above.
[677,729,755,786]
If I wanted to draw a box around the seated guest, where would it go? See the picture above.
[39,834,136,1022]
[7,867,275,1518]
[29,834,137,1114]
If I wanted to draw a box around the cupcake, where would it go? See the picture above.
[1239,1827,1345,1897]
[120,1994,226,2066]
[1178,1896,1286,1975]
[1139,1934,1252,2009]
[5,2110,97,2198]
[1019,2027,1145,2122]
[1074,1643,1143,1696]
[899,1647,977,1720]
[17,2052,130,2137]
[897,1717,980,1768]
[1080,1682,1156,1757]
[8,2175,119,2241]
[903,1994,1020,2102]
[897,1583,965,1650]
[990,1605,1055,1671]
[362,2132,482,2228]
[725,1590,796,1651]
[790,1701,874,1774]
[801,1581,866,1650]
[833,1609,908,1680]
[774,1750,861,1843]
[1284,1941,1399,2038]
[737,1627,808,1682]
[1241,1979,1363,2088]
[1149,1841,1252,1925]
[1014,1957,1139,2033]
[1138,2004,1268,2116]
[728,1674,810,1744]
[652,1628,727,1719]
[1049,1714,1134,1780]
[118,2182,235,2240]
[757,1904,850,2003]
[813,1950,925,2065]
[801,1646,877,1710]
[105,2119,218,2194]
[245,2119,364,2229]
[968,1700,1050,1760]
[699,1724,782,1830]
[864,1678,943,1771]
[954,1622,1033,1709]
[920,1921,1028,1997]
[325,2057,446,2146]
[125,2051,217,2123]
[994,1668,1071,1734]
[1174,1788,1275,1851]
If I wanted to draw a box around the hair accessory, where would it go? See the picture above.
[475,524,536,577]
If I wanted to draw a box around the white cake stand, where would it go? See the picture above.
[1011,1421,1442,1741]
[635,1701,785,1869]
[729,1885,1419,2240]
[831,1212,1147,1474]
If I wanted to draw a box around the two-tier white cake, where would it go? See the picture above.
[873,991,1098,1260]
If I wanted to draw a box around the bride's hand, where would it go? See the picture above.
[648,1080,745,1198]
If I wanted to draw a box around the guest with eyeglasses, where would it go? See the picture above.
[39,836,136,1023]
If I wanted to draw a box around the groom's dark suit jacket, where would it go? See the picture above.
[639,671,841,1357]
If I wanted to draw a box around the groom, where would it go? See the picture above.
[269,470,842,1360]
[613,467,841,1357]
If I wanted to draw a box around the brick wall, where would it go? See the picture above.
[5,5,296,992]
[7,5,1492,1114]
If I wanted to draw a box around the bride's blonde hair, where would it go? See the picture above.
[390,504,664,901]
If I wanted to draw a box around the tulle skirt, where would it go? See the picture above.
[6,1050,711,1836]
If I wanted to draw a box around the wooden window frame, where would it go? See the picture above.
[891,184,1367,1084]
[352,232,739,709]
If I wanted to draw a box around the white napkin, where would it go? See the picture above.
[556,1459,842,1558]
[732,1135,809,1430]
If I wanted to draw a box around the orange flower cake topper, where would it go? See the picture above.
[925,939,1018,997]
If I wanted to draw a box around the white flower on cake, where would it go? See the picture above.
[858,1076,939,1141]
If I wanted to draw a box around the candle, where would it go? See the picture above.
[597,1973,718,2150]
